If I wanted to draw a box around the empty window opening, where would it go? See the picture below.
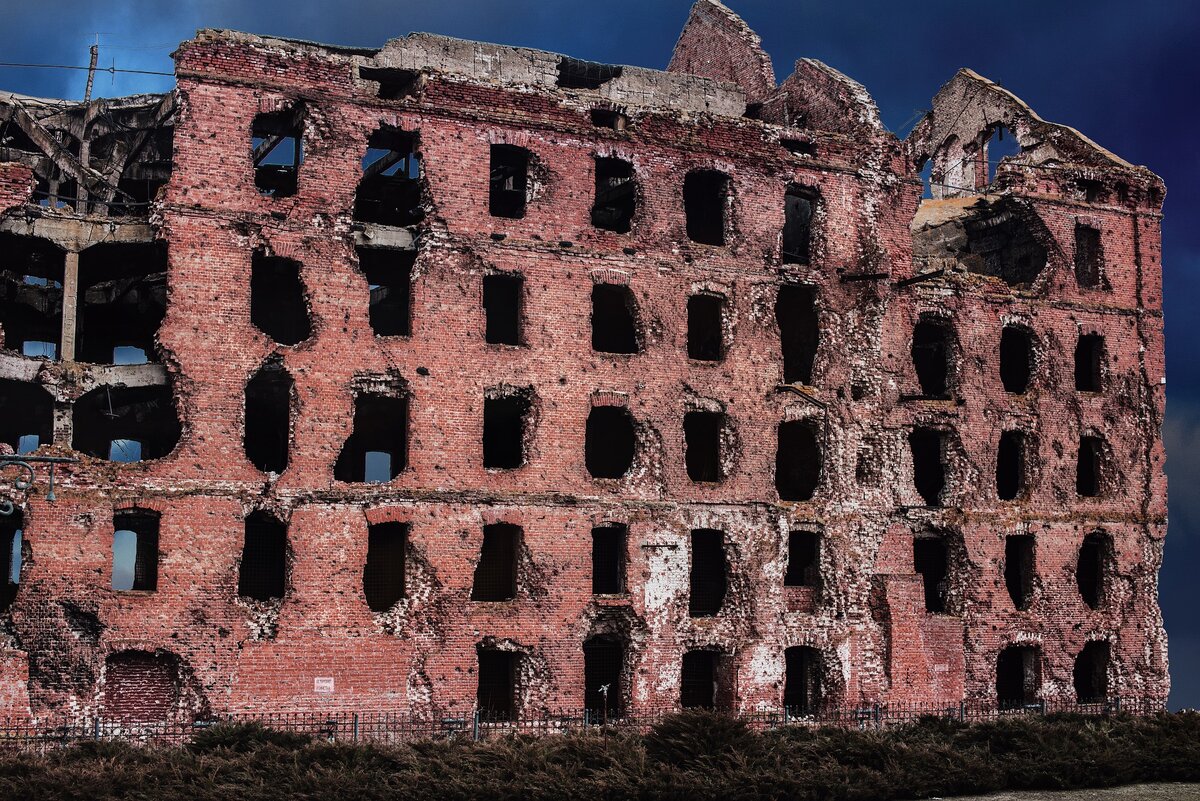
[985,125,1021,183]
[1004,534,1035,611]
[586,406,636,479]
[1075,334,1104,392]
[363,521,407,613]
[112,510,159,592]
[0,513,23,612]
[103,651,177,722]
[776,285,818,384]
[0,378,53,455]
[909,428,947,507]
[785,531,821,588]
[784,646,823,714]
[914,535,949,613]
[592,157,636,233]
[783,185,817,264]
[591,524,626,594]
[781,138,816,157]
[476,648,518,720]
[489,145,529,219]
[1074,224,1104,289]
[471,523,519,602]
[0,234,64,360]
[1079,179,1104,204]
[684,170,729,246]
[252,106,303,198]
[918,157,934,200]
[996,430,1026,501]
[483,391,530,469]
[244,364,293,474]
[912,320,952,397]
[996,645,1040,707]
[583,635,624,717]
[76,242,167,365]
[684,410,724,483]
[680,650,719,709]
[73,385,180,462]
[359,66,420,100]
[557,57,622,89]
[483,273,522,345]
[1074,641,1110,703]
[999,326,1034,394]
[335,394,408,482]
[776,419,821,501]
[357,247,413,337]
[355,126,423,227]
[1076,435,1105,498]
[239,511,287,601]
[687,293,724,361]
[689,528,727,617]
[590,108,628,131]
[591,284,639,354]
[250,254,310,345]
[1077,531,1111,609]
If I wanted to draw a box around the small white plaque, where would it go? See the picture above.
[314,677,335,693]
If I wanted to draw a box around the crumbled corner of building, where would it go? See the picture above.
[0,0,1167,724]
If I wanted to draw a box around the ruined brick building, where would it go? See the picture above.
[0,0,1168,723]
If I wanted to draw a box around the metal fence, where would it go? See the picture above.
[0,697,1168,751]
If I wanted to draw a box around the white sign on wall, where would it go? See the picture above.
[313,677,335,694]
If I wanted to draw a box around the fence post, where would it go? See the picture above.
[352,712,358,743]
[93,718,100,741]
[959,700,966,722]
[472,709,480,742]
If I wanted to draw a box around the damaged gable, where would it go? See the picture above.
[667,0,776,104]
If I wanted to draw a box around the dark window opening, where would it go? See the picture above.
[785,531,821,588]
[489,144,529,219]
[244,364,293,474]
[471,523,519,602]
[355,126,423,227]
[776,285,818,384]
[483,391,530,469]
[483,273,522,345]
[77,241,167,365]
[590,109,628,130]
[680,650,719,709]
[0,513,23,612]
[591,284,639,354]
[996,645,1040,707]
[250,253,309,346]
[1075,334,1104,392]
[239,511,287,601]
[583,635,624,717]
[1079,179,1104,204]
[689,528,727,617]
[1077,531,1110,609]
[999,326,1034,394]
[914,536,949,613]
[782,185,817,264]
[557,57,622,89]
[776,419,821,501]
[912,320,952,397]
[586,406,636,479]
[1074,224,1103,289]
[252,106,303,198]
[73,385,180,462]
[112,510,158,592]
[357,248,413,337]
[1004,534,1035,611]
[997,430,1026,501]
[1076,435,1104,498]
[592,525,626,595]
[359,66,420,100]
[687,294,724,361]
[909,428,947,507]
[363,521,407,612]
[0,234,64,360]
[684,410,724,483]
[781,139,816,157]
[784,646,823,714]
[477,649,518,720]
[591,157,635,233]
[335,394,408,482]
[1074,641,1110,703]
[684,169,729,246]
[0,378,53,455]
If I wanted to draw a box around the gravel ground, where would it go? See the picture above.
[923,784,1200,801]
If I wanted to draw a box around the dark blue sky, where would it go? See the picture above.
[3,0,1197,708]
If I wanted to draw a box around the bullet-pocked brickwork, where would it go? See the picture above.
[0,0,1167,723]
